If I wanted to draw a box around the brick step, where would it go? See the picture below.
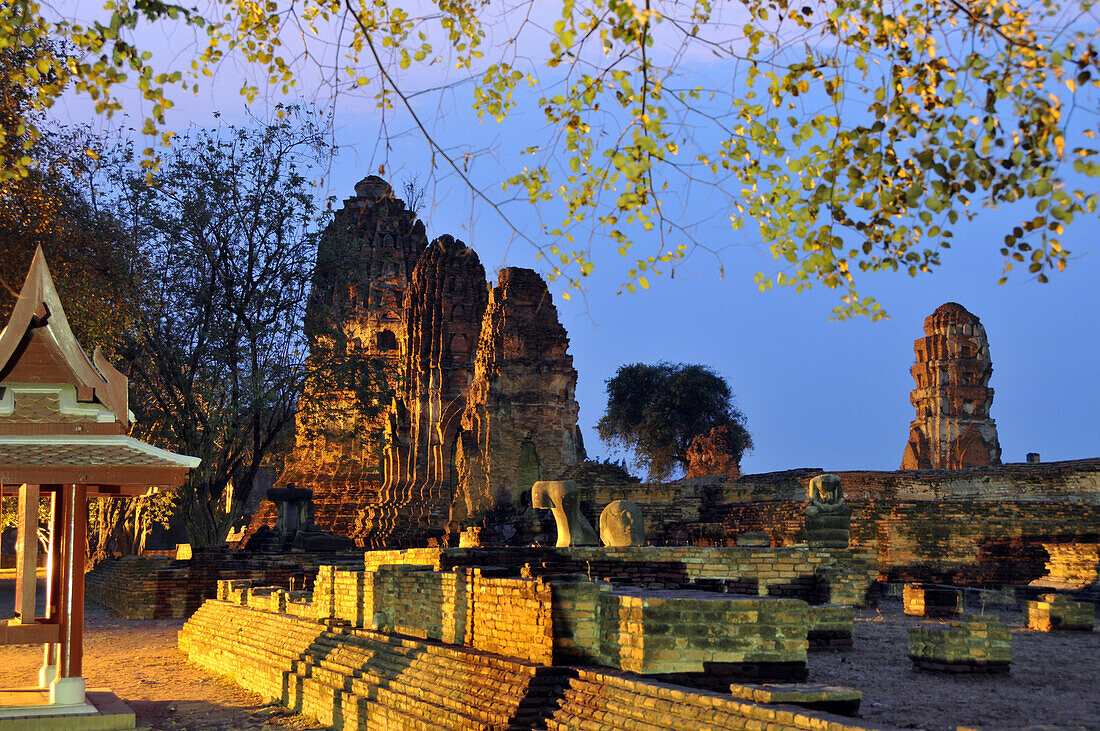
[228,634,482,730]
[350,649,536,701]
[554,684,686,731]
[325,648,544,725]
[344,675,493,730]
[181,605,558,729]
[304,633,547,710]
[279,629,553,729]
[548,672,817,731]
[338,688,451,731]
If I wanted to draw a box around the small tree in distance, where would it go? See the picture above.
[597,363,752,482]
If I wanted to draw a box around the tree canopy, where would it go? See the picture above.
[597,362,752,480]
[90,107,390,549]
[2,0,1098,315]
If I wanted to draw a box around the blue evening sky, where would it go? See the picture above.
[52,8,1099,476]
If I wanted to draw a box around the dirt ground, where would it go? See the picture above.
[811,597,1100,730]
[1,574,1097,730]
[0,572,320,730]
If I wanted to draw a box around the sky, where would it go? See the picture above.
[49,4,1099,476]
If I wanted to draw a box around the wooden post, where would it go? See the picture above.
[14,483,39,624]
[45,486,63,622]
[58,483,87,680]
[40,486,63,687]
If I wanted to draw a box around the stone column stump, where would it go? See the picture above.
[908,615,1011,673]
[807,604,854,649]
[1027,594,1095,631]
[903,583,962,617]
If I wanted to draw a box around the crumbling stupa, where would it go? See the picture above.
[901,302,1002,470]
[275,177,584,547]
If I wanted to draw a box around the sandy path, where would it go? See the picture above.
[0,573,321,730]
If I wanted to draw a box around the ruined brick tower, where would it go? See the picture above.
[453,268,584,536]
[901,302,1002,470]
[277,177,584,547]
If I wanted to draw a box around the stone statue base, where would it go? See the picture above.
[805,506,852,549]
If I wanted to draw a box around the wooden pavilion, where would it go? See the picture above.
[0,247,199,723]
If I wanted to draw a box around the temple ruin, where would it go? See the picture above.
[901,302,1002,470]
[58,237,1094,729]
[265,178,585,548]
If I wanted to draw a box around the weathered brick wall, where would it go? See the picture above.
[357,545,878,606]
[576,480,713,536]
[569,459,1100,587]
[390,568,448,640]
[1035,543,1100,587]
[362,547,440,571]
[180,599,881,730]
[852,500,1100,585]
[467,570,554,665]
[315,565,555,663]
[549,578,612,664]
[721,460,1100,503]
[85,552,322,619]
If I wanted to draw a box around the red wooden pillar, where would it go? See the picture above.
[41,486,63,685]
[45,485,63,621]
[57,483,86,681]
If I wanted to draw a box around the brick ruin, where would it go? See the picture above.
[455,267,583,537]
[685,424,744,479]
[902,302,1002,470]
[262,177,584,548]
[179,544,880,729]
[101,274,1096,729]
[574,460,1100,587]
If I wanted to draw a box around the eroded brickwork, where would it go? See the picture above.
[179,599,877,730]
[260,180,582,548]
[278,177,428,543]
[569,460,1100,586]
[455,267,584,538]
[685,425,743,479]
[902,302,1001,470]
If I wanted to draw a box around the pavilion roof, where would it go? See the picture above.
[0,247,199,495]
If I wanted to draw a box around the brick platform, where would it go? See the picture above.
[1026,594,1096,631]
[599,589,809,683]
[908,615,1011,673]
[729,682,862,716]
[179,599,895,730]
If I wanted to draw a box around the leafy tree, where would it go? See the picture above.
[96,107,390,550]
[0,46,150,562]
[2,1,1098,315]
[0,36,139,350]
[0,132,139,353]
[597,362,752,481]
[0,494,51,551]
